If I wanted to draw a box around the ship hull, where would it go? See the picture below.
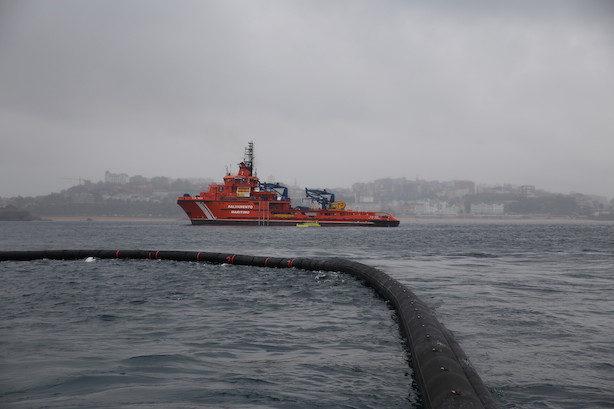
[187,218,399,227]
[177,198,399,227]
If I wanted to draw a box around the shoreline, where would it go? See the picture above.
[399,216,611,223]
[40,216,183,222]
[28,216,612,223]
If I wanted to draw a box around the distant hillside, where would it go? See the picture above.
[0,205,41,221]
[2,174,613,219]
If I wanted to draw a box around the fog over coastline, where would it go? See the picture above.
[1,0,613,198]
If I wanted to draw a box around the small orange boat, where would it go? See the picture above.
[177,143,399,227]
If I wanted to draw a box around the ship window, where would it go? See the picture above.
[218,187,224,192]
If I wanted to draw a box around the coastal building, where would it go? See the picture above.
[413,199,460,216]
[105,171,129,185]
[470,203,505,215]
[520,185,536,197]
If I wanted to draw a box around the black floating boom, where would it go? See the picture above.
[0,249,498,409]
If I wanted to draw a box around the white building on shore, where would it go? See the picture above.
[470,203,505,215]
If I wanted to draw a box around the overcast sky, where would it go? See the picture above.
[1,0,613,198]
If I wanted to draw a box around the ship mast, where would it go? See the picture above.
[243,141,254,174]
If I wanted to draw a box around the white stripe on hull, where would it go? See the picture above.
[195,202,217,219]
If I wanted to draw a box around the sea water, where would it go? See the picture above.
[1,220,613,408]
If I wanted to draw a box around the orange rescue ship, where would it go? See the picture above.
[177,143,399,227]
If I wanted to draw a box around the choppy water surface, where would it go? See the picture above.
[1,220,613,408]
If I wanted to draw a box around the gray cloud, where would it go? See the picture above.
[1,0,613,198]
